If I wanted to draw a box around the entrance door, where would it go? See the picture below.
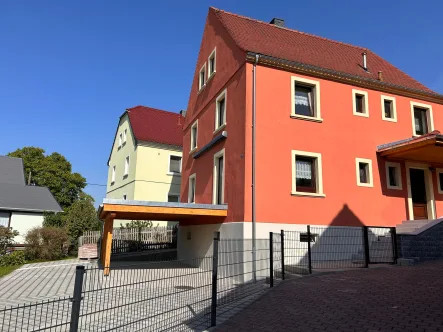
[409,168,428,220]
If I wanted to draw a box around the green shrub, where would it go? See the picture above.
[0,251,25,266]
[24,227,69,261]
[0,226,19,255]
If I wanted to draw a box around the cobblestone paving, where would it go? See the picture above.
[215,261,443,332]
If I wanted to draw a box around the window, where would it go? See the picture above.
[356,158,373,187]
[437,169,443,194]
[381,95,397,122]
[0,212,10,227]
[190,120,198,152]
[291,76,322,121]
[198,63,206,90]
[386,162,402,190]
[111,165,116,183]
[169,155,182,174]
[215,89,227,130]
[213,149,225,204]
[188,174,196,203]
[208,48,216,78]
[118,133,122,148]
[124,156,129,176]
[168,194,180,203]
[411,101,434,136]
[291,151,324,197]
[352,89,369,117]
[123,129,127,144]
[123,194,127,200]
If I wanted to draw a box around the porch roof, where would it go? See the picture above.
[377,131,443,164]
[98,198,228,222]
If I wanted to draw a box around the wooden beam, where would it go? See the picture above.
[102,204,228,217]
[102,213,115,276]
[378,139,436,157]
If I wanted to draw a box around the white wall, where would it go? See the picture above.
[10,212,44,244]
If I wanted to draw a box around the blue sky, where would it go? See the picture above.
[1,0,442,205]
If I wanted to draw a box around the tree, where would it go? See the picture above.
[8,147,86,209]
[0,226,19,255]
[64,193,101,247]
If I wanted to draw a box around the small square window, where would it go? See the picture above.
[198,64,206,90]
[356,158,373,187]
[169,155,182,174]
[168,194,180,203]
[437,169,443,195]
[123,194,127,200]
[386,162,402,190]
[215,90,227,131]
[381,96,397,122]
[352,89,369,117]
[190,121,198,151]
[291,151,324,197]
[384,100,392,118]
[411,102,433,136]
[291,76,321,121]
[208,48,216,77]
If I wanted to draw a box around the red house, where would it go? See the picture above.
[177,8,443,258]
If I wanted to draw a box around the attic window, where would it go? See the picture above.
[199,64,206,91]
[208,48,216,78]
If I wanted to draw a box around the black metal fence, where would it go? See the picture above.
[0,225,397,331]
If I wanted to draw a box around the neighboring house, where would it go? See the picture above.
[179,7,443,257]
[106,106,183,225]
[0,156,62,244]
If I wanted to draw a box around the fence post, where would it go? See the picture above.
[363,226,370,268]
[269,232,274,287]
[210,231,220,327]
[280,230,285,280]
[307,225,312,274]
[390,227,398,264]
[69,265,85,332]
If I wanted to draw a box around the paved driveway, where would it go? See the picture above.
[215,261,443,332]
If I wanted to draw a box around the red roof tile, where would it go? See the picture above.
[126,106,183,147]
[212,8,437,95]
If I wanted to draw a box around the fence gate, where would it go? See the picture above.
[367,227,397,264]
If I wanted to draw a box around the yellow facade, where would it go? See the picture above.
[106,114,182,226]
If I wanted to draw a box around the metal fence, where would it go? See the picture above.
[0,225,397,331]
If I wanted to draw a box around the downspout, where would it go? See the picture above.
[252,54,259,282]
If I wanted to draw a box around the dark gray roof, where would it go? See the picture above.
[0,183,62,213]
[0,156,25,185]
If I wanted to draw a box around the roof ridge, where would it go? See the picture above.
[126,105,180,116]
[210,7,366,52]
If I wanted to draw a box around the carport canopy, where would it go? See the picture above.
[98,199,228,275]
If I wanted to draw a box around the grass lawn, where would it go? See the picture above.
[0,265,22,277]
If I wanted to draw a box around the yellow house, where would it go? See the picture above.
[106,106,183,226]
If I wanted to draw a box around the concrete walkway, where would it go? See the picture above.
[215,261,443,332]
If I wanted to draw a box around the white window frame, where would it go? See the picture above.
[208,47,216,79]
[168,154,182,175]
[356,158,373,187]
[385,161,402,190]
[167,193,180,203]
[123,129,127,144]
[118,133,122,148]
[381,95,397,122]
[291,150,325,197]
[111,165,116,184]
[290,76,322,122]
[198,63,207,91]
[410,101,434,137]
[213,149,225,204]
[123,194,127,200]
[436,168,443,195]
[406,162,436,220]
[124,156,129,176]
[214,89,227,132]
[190,120,198,152]
[188,173,196,203]
[352,89,369,117]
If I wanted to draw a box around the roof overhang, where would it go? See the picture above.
[98,199,228,222]
[377,132,443,165]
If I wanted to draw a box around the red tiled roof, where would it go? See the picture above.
[126,106,183,147]
[211,8,436,94]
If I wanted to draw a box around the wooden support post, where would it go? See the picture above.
[102,213,116,276]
